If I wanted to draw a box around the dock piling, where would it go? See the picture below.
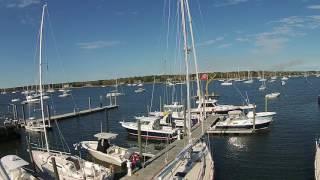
[265,96,268,112]
[88,97,91,110]
[27,136,36,172]
[137,119,142,159]
[22,105,26,126]
[253,104,256,131]
[51,157,60,180]
[46,105,51,127]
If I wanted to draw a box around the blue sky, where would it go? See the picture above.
[1,0,320,88]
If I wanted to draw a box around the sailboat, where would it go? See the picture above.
[259,70,267,82]
[243,70,253,84]
[259,80,266,91]
[315,139,320,180]
[221,72,232,86]
[30,4,113,179]
[155,0,214,179]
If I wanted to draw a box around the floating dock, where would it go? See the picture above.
[121,115,219,180]
[20,105,118,126]
[207,127,255,134]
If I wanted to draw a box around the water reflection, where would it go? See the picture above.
[227,137,248,151]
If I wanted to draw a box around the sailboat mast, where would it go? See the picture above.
[180,0,192,144]
[184,0,201,99]
[184,0,204,132]
[39,4,50,153]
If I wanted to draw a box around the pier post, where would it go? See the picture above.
[22,105,26,126]
[253,104,256,132]
[14,105,18,121]
[51,157,60,180]
[160,96,162,112]
[137,119,142,159]
[99,95,103,108]
[105,109,109,132]
[265,96,268,112]
[88,97,91,110]
[46,105,51,127]
[27,136,36,172]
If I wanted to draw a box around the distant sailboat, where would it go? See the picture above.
[244,70,253,84]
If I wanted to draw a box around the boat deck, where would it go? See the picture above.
[121,115,219,180]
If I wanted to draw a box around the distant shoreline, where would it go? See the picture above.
[1,70,317,91]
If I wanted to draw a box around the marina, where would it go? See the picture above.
[1,0,320,179]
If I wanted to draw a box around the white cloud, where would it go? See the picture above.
[214,0,248,7]
[253,36,288,54]
[236,37,250,42]
[6,0,40,8]
[218,43,232,48]
[77,41,121,49]
[197,36,224,47]
[307,5,320,9]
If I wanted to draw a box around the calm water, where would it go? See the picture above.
[0,77,319,180]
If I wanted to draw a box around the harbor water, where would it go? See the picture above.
[0,76,319,180]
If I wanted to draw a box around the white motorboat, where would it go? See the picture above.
[281,80,286,86]
[80,133,130,166]
[149,102,198,127]
[259,84,266,91]
[11,98,20,102]
[24,120,51,132]
[0,155,37,180]
[265,92,280,99]
[58,91,71,97]
[244,79,253,84]
[191,98,249,115]
[281,76,289,81]
[214,110,273,130]
[106,92,124,97]
[134,88,145,93]
[120,114,178,141]
[221,80,232,86]
[137,83,144,87]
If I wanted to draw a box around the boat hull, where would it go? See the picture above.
[124,128,177,141]
[81,141,126,166]
[215,120,271,130]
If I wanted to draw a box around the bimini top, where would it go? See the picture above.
[1,155,29,171]
[94,132,118,140]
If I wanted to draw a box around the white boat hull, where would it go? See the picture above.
[80,141,127,166]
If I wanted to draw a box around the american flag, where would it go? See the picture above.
[200,73,208,80]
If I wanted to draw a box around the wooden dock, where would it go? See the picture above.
[207,128,255,134]
[121,115,219,180]
[23,105,118,125]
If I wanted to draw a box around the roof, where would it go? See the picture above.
[94,132,118,140]
[1,155,29,171]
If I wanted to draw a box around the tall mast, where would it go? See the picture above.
[39,4,50,153]
[180,0,192,144]
[184,0,201,99]
[184,0,204,132]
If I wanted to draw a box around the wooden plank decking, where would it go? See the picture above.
[121,115,219,180]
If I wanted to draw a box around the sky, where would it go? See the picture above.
[0,0,320,88]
